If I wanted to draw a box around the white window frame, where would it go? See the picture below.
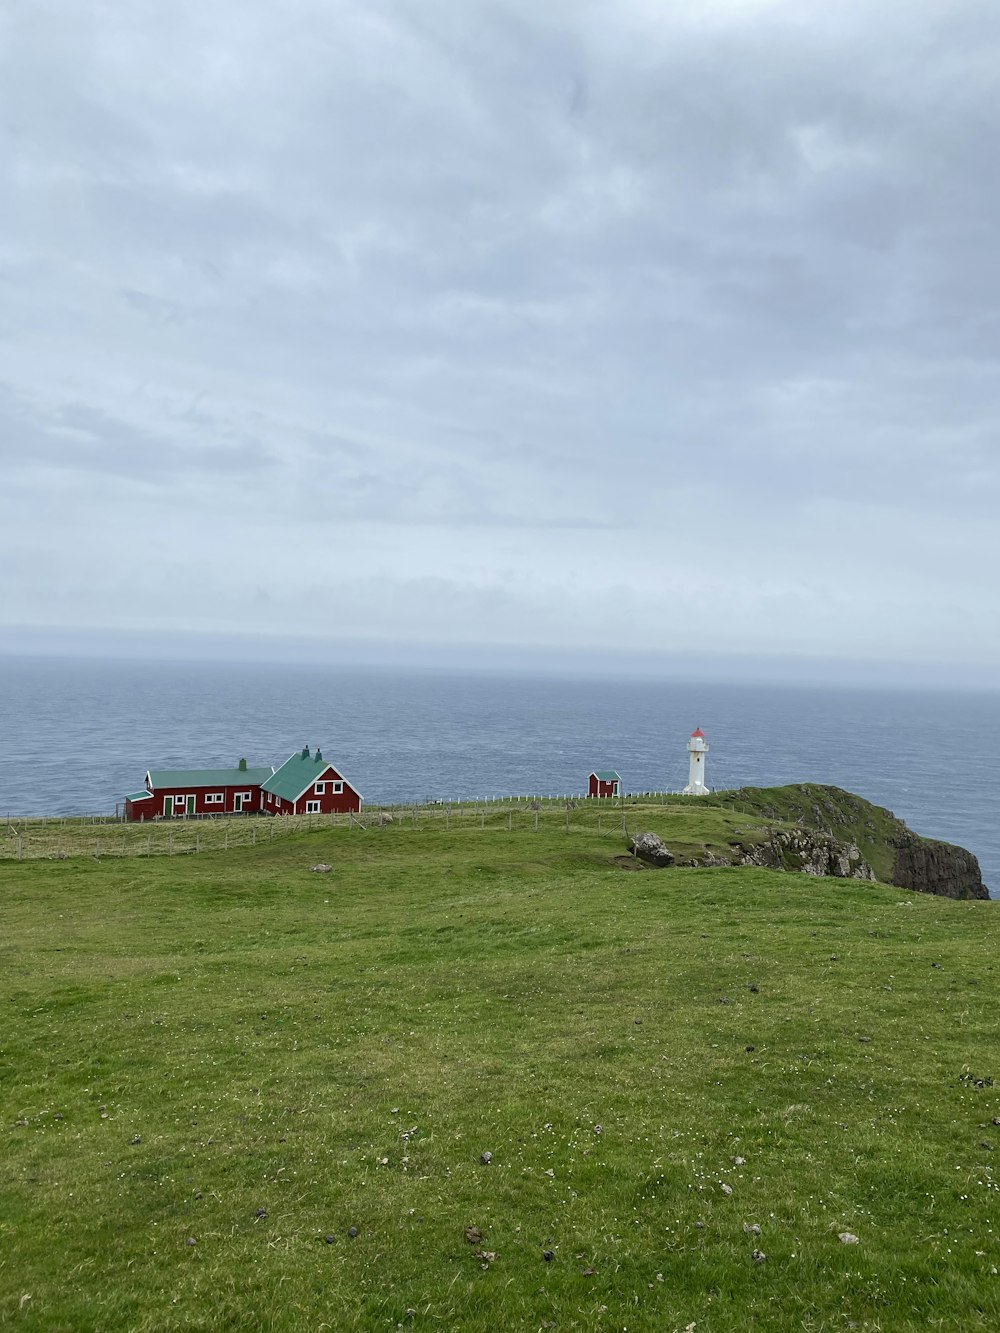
[240,791,251,801]
[206,792,224,805]
[314,781,326,794]
[305,799,321,813]
[332,780,343,794]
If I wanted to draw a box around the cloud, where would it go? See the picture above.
[2,0,999,670]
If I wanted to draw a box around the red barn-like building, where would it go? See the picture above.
[124,748,361,821]
[261,747,362,816]
[588,770,621,799]
[124,758,274,821]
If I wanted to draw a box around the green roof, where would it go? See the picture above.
[125,790,153,802]
[147,766,274,789]
[262,749,343,802]
[592,771,621,782]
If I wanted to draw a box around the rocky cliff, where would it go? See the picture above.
[708,784,989,900]
[889,832,988,900]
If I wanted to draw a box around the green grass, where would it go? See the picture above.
[1,809,998,1331]
[0,797,788,864]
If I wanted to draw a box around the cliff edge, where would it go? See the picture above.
[707,784,989,900]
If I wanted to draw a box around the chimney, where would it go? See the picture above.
[315,748,322,763]
[238,758,247,771]
[301,745,310,759]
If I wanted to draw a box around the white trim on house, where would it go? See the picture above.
[314,781,326,794]
[305,800,321,813]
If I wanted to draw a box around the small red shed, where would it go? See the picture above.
[588,770,621,799]
[260,746,362,816]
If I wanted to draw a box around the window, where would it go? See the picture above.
[240,792,251,801]
[332,781,343,793]
[206,792,224,805]
[314,782,326,794]
[306,800,321,813]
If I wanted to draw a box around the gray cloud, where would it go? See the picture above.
[2,0,1000,672]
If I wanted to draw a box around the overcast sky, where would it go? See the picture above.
[2,0,999,678]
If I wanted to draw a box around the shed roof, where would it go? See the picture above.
[147,766,274,789]
[262,748,346,802]
[125,790,153,802]
[592,770,621,782]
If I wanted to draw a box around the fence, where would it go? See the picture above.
[1,792,696,862]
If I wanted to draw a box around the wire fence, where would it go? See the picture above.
[1,792,697,862]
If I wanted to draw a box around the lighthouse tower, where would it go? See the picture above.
[683,727,710,796]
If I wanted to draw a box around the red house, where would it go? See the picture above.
[260,747,362,815]
[124,747,362,821]
[588,770,621,799]
[124,758,274,821]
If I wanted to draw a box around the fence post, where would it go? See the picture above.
[507,810,512,832]
[168,831,173,856]
[196,831,200,853]
[95,839,100,860]
[146,834,151,857]
[481,810,485,830]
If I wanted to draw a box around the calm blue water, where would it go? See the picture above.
[1,656,997,895]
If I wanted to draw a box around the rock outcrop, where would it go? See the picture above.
[733,828,874,880]
[629,831,675,866]
[890,833,989,900]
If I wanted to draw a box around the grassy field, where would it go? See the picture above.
[1,806,998,1332]
[1,797,780,863]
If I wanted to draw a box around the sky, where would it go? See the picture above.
[2,0,999,682]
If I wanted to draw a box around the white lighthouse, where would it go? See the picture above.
[683,727,710,795]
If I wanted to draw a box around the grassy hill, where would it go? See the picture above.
[1,801,998,1332]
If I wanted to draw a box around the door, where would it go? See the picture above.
[186,795,196,816]
[234,793,243,813]
[164,796,174,817]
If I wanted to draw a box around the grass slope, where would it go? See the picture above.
[1,813,998,1332]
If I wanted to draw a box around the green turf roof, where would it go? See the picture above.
[262,749,341,802]
[147,766,274,789]
[592,771,621,782]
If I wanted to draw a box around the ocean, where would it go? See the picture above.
[1,656,997,896]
